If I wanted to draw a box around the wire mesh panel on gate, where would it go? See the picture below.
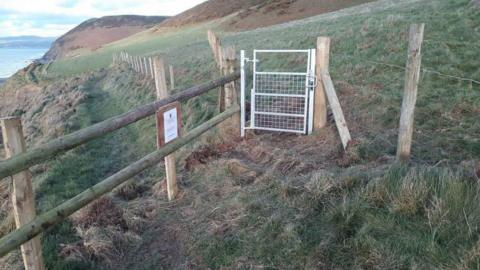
[250,50,313,133]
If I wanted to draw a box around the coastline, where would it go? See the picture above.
[0,78,5,85]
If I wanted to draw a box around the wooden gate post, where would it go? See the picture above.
[1,117,44,270]
[397,24,425,161]
[221,46,240,135]
[153,57,178,201]
[314,37,330,130]
[207,30,226,112]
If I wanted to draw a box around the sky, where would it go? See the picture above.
[0,0,208,37]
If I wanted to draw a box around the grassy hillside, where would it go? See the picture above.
[42,15,168,61]
[2,0,480,268]
[45,0,480,162]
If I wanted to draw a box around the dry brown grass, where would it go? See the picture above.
[0,75,87,147]
[71,196,126,229]
[390,173,429,216]
[455,240,480,270]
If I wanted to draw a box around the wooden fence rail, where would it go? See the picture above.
[0,72,240,180]
[0,106,239,257]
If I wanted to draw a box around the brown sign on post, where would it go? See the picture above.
[156,101,182,147]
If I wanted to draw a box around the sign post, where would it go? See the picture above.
[156,102,182,147]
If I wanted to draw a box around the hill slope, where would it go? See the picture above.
[0,0,479,269]
[42,15,168,61]
[159,0,374,30]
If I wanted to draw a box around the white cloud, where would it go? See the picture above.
[0,0,207,37]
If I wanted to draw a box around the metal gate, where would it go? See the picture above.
[240,49,316,137]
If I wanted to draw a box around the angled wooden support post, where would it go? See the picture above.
[397,24,425,161]
[153,57,178,201]
[1,117,44,270]
[321,72,352,150]
[314,37,330,130]
[207,30,225,112]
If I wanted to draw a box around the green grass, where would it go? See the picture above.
[16,0,480,268]
[186,163,480,269]
[31,70,163,269]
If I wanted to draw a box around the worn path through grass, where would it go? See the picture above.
[35,73,142,269]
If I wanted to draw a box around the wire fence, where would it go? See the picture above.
[332,52,480,86]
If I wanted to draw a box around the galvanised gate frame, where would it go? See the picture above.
[241,49,316,137]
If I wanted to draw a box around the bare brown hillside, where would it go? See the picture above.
[160,0,374,30]
[43,15,168,61]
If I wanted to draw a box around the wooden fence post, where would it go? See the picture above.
[149,58,155,79]
[143,58,148,76]
[207,30,225,112]
[397,24,425,161]
[153,57,178,201]
[1,117,44,270]
[144,58,149,77]
[314,37,330,130]
[141,57,145,75]
[169,65,175,90]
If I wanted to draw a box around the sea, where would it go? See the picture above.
[0,48,49,79]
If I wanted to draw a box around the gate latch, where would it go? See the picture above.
[307,75,318,89]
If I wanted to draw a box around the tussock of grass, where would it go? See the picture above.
[185,162,480,269]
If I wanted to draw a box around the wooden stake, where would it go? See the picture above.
[169,65,175,90]
[149,57,155,79]
[153,57,178,201]
[321,72,352,150]
[397,24,425,161]
[144,58,149,77]
[140,57,145,74]
[314,37,330,130]
[1,117,44,270]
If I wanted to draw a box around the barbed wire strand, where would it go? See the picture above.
[333,53,480,86]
